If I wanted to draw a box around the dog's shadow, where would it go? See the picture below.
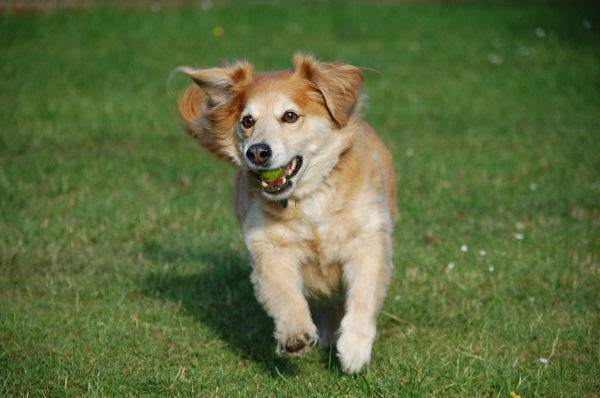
[141,241,316,376]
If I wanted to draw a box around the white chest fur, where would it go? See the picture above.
[242,181,390,298]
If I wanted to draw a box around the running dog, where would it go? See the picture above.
[176,53,397,373]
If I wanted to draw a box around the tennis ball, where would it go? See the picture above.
[259,167,285,180]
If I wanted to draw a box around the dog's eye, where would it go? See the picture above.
[241,115,255,128]
[282,111,299,124]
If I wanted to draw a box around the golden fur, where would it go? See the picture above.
[177,53,397,373]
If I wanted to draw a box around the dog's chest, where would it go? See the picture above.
[286,203,352,296]
[290,195,358,262]
[246,187,371,296]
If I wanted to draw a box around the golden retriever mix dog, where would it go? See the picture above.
[176,53,397,373]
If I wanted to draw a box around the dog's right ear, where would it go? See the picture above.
[176,62,254,107]
[174,62,253,165]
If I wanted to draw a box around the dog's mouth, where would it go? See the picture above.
[254,156,303,195]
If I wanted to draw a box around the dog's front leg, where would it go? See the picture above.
[337,237,392,373]
[249,248,318,356]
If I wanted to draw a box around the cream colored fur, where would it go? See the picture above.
[177,53,397,373]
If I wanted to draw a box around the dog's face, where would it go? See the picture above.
[178,54,364,201]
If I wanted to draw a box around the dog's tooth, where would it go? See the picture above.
[286,158,296,177]
[261,181,268,187]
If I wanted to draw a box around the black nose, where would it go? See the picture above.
[246,144,272,165]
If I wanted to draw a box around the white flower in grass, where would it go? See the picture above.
[447,262,455,271]
[201,1,213,11]
[514,233,524,240]
[480,249,487,257]
[487,53,504,65]
[488,265,495,273]
[535,27,546,38]
[460,244,468,252]
[583,19,592,29]
[539,357,549,364]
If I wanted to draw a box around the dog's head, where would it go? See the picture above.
[177,53,364,201]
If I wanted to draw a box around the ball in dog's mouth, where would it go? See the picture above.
[255,156,303,194]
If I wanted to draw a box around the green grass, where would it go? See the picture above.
[1,1,599,396]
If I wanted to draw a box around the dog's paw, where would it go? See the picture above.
[276,331,318,356]
[336,328,375,373]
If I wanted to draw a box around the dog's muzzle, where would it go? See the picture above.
[255,156,303,195]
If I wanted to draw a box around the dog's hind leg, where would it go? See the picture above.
[309,298,345,348]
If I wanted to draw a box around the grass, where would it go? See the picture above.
[1,1,599,396]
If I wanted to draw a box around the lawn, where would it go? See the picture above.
[1,1,599,396]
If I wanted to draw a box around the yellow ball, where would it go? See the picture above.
[259,167,285,180]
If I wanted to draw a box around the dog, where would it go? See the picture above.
[176,53,397,373]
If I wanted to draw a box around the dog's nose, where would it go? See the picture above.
[246,144,272,165]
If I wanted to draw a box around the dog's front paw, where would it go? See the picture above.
[276,331,318,356]
[336,327,376,373]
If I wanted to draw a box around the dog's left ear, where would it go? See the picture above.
[293,53,364,127]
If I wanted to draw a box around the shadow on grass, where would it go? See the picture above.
[141,240,305,377]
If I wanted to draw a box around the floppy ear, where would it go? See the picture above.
[174,61,254,165]
[292,53,364,127]
[176,61,254,107]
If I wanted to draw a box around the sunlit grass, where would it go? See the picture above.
[1,1,598,396]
